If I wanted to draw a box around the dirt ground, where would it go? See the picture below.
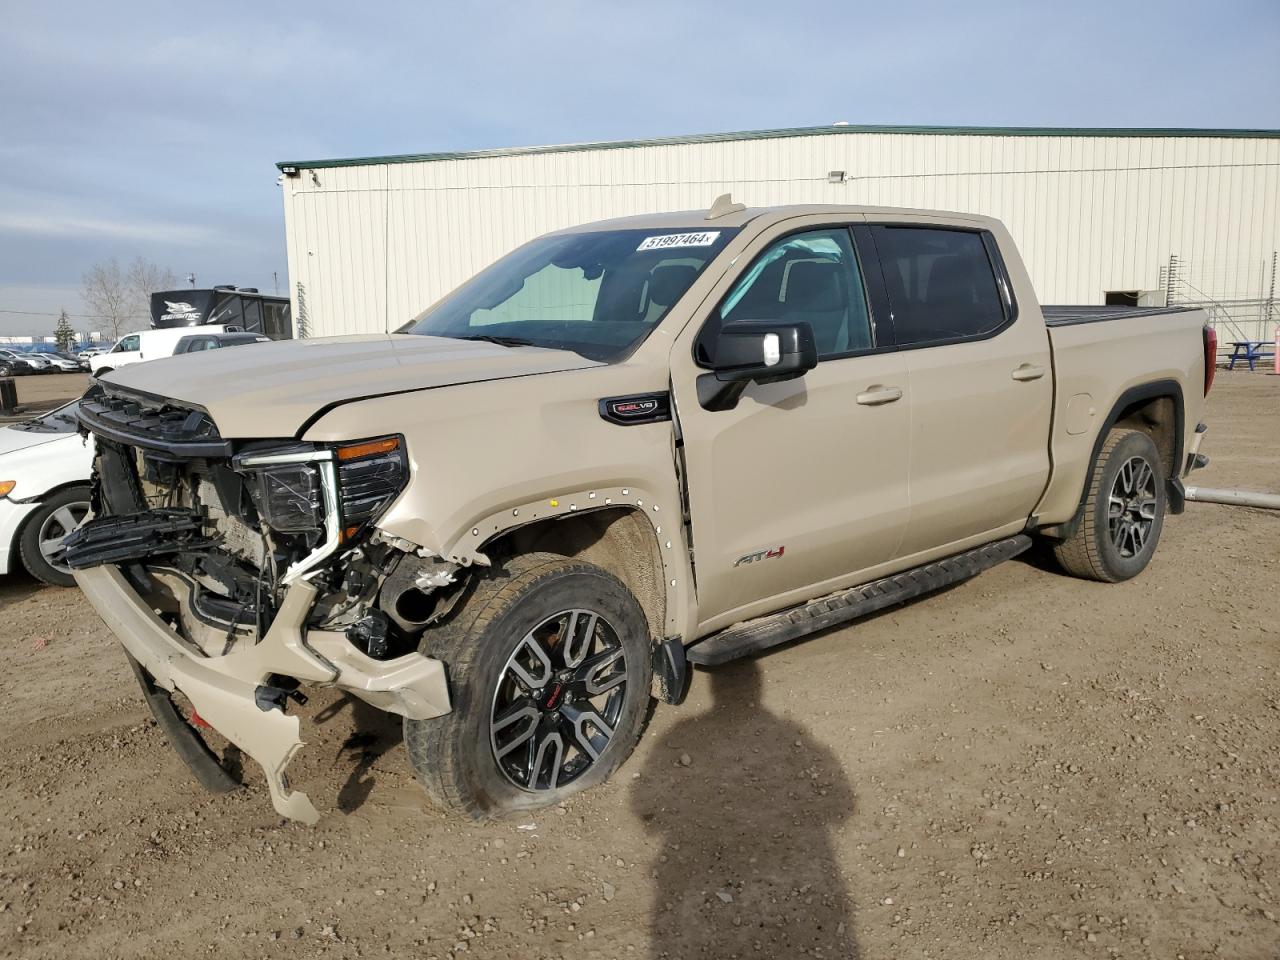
[6,372,90,416]
[2,373,1278,960]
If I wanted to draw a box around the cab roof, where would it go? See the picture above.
[553,203,1002,234]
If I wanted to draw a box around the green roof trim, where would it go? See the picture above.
[276,123,1280,171]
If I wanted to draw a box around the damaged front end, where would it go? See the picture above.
[66,384,457,822]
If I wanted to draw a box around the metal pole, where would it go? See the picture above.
[1184,486,1280,510]
[1267,252,1276,325]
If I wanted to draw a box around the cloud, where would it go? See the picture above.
[0,0,1276,340]
[0,212,218,245]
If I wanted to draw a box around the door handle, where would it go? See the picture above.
[855,385,903,406]
[1011,363,1046,382]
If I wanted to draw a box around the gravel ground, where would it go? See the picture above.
[1,372,1277,960]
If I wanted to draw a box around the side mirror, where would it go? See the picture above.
[711,320,818,383]
[697,320,818,411]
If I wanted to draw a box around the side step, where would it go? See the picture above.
[685,535,1032,666]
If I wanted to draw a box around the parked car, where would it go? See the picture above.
[172,331,271,354]
[34,351,85,373]
[13,352,56,374]
[0,402,94,586]
[89,325,244,377]
[0,350,40,377]
[77,347,109,361]
[66,202,1213,824]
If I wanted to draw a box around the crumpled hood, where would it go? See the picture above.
[102,334,602,438]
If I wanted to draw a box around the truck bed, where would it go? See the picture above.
[1034,304,1209,531]
[1042,305,1200,327]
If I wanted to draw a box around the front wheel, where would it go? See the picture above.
[1053,428,1166,583]
[404,553,654,820]
[19,486,92,587]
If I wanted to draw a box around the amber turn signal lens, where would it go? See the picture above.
[0,480,15,498]
[336,436,401,462]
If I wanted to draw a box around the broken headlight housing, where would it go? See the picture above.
[233,443,327,534]
[334,436,409,541]
[233,436,408,544]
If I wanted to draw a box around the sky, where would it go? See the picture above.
[1,0,1278,337]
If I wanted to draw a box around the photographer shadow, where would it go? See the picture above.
[632,659,860,958]
[314,695,403,813]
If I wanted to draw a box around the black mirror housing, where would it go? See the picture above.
[711,320,818,384]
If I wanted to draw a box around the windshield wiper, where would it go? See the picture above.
[449,332,594,361]
[453,334,539,348]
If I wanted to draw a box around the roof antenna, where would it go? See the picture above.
[706,193,746,220]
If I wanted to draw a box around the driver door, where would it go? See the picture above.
[670,219,911,633]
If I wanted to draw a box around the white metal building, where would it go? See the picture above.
[277,124,1280,343]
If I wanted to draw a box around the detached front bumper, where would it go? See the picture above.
[75,564,451,823]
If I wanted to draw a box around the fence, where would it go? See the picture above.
[1164,252,1277,357]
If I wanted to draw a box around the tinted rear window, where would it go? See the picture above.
[872,227,1006,346]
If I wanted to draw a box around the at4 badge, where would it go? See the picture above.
[734,545,785,567]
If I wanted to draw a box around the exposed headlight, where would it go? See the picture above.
[335,436,408,541]
[240,459,323,533]
[232,436,407,543]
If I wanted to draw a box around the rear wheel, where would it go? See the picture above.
[1053,429,1166,583]
[404,552,654,820]
[19,486,91,587]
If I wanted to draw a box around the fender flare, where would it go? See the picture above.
[1049,378,1185,539]
[441,483,694,639]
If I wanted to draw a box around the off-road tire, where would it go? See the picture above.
[1053,428,1166,583]
[404,552,655,820]
[19,485,91,587]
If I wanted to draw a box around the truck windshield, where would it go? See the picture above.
[400,227,739,361]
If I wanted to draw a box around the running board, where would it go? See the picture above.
[685,535,1033,666]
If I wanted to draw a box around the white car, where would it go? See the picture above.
[0,402,94,586]
[38,352,84,373]
[90,325,242,377]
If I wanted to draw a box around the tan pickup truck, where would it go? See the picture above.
[66,200,1215,823]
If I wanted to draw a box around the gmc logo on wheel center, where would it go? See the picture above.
[733,545,785,567]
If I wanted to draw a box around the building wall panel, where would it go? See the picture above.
[280,130,1280,340]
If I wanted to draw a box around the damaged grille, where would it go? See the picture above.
[79,385,231,458]
[57,509,213,568]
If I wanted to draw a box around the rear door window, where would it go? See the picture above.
[870,227,1007,346]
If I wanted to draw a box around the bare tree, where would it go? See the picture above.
[81,259,131,340]
[125,256,178,324]
[82,256,178,340]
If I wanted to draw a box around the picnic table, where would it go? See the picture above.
[1227,340,1276,371]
